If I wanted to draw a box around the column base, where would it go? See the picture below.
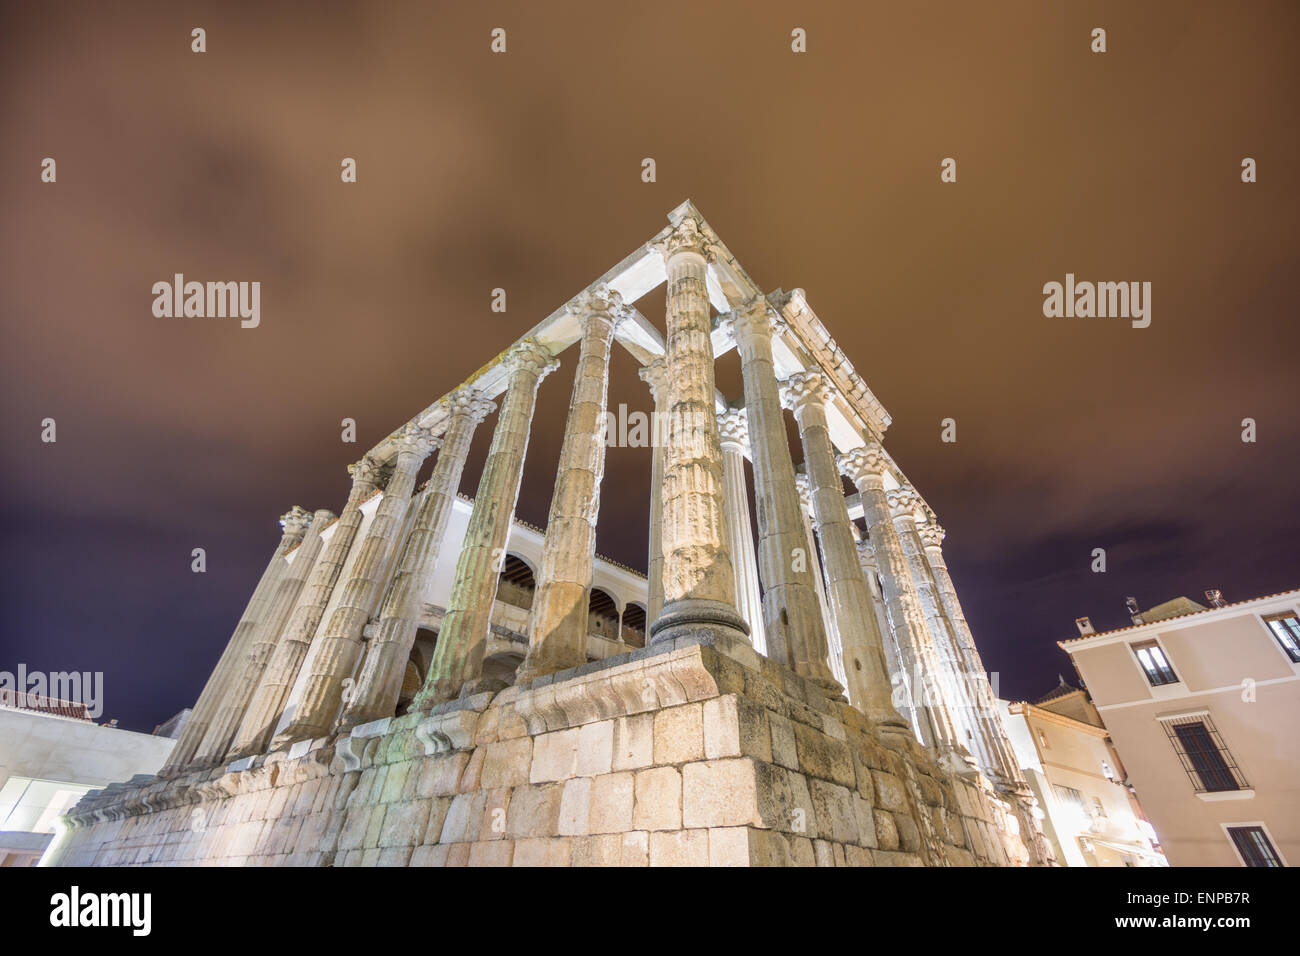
[648,598,750,647]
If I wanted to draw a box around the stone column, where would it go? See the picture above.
[719,299,837,693]
[794,473,840,686]
[646,217,748,647]
[415,338,558,707]
[278,424,438,741]
[839,443,964,757]
[784,373,909,733]
[638,359,668,624]
[518,288,628,682]
[856,536,918,735]
[198,507,333,763]
[717,408,767,656]
[916,517,1021,787]
[339,389,496,728]
[161,507,310,774]
[889,486,984,765]
[234,459,382,756]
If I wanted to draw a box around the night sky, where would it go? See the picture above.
[2,2,1297,732]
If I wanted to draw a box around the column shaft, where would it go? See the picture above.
[234,460,382,755]
[278,425,437,741]
[415,339,557,707]
[647,218,747,645]
[722,302,835,691]
[840,444,963,754]
[718,409,766,655]
[340,390,495,727]
[785,374,907,731]
[519,291,626,680]
[639,360,668,623]
[198,508,332,762]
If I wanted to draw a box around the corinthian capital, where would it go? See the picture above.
[836,442,887,486]
[446,387,497,427]
[570,284,631,331]
[347,455,384,494]
[716,407,749,451]
[505,337,560,381]
[392,422,440,462]
[779,370,832,416]
[886,484,920,521]
[653,214,717,262]
[279,505,313,537]
[917,519,946,550]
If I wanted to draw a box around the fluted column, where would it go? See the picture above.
[889,486,985,766]
[839,443,964,757]
[784,374,908,732]
[639,359,668,623]
[339,390,496,728]
[718,301,837,693]
[856,536,918,735]
[794,473,840,685]
[415,339,558,707]
[646,217,748,646]
[916,517,1022,788]
[161,507,309,774]
[198,507,333,763]
[717,408,766,656]
[278,424,438,741]
[518,289,628,681]
[234,459,382,755]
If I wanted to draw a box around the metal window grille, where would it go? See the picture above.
[1162,715,1248,793]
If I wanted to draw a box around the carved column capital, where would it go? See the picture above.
[392,422,440,462]
[570,284,631,333]
[887,484,920,521]
[279,506,313,538]
[856,537,879,571]
[347,455,384,495]
[779,370,833,418]
[445,387,497,426]
[917,518,946,550]
[652,214,718,264]
[836,441,888,486]
[505,337,560,381]
[716,407,750,452]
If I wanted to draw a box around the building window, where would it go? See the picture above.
[1037,729,1050,750]
[1161,715,1248,793]
[1132,639,1179,686]
[1263,612,1300,663]
[1092,796,1108,820]
[1227,826,1284,867]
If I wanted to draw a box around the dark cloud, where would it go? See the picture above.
[2,1,1296,728]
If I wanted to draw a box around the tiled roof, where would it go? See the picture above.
[1059,587,1300,646]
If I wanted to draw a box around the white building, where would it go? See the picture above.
[0,694,175,866]
[1002,680,1166,867]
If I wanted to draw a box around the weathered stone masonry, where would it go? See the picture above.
[48,202,1050,867]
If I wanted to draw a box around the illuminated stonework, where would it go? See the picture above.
[47,203,1051,867]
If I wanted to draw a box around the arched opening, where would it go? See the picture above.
[588,587,621,642]
[621,602,647,648]
[395,627,439,716]
[497,553,536,610]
